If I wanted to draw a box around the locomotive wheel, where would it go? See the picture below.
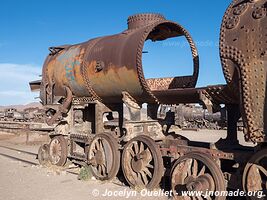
[171,152,226,200]
[242,148,267,200]
[38,144,50,166]
[87,133,120,181]
[48,135,68,166]
[121,135,164,189]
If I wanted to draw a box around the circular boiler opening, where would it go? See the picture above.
[142,23,199,91]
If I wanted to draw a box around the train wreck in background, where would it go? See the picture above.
[30,0,266,199]
[159,104,228,130]
[0,107,45,122]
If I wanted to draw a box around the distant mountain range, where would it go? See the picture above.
[0,102,42,111]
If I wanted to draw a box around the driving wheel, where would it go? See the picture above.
[48,135,68,166]
[242,148,267,200]
[121,135,164,189]
[171,152,226,200]
[87,133,120,181]
[38,144,50,166]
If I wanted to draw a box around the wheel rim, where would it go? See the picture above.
[127,140,154,186]
[49,138,62,164]
[122,135,163,189]
[88,133,119,180]
[243,148,267,200]
[89,137,110,177]
[171,152,225,200]
[38,144,49,165]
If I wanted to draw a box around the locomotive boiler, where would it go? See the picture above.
[30,0,266,199]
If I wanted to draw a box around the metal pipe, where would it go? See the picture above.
[46,86,72,126]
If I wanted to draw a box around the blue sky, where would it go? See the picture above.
[0,0,232,105]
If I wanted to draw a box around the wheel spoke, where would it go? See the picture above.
[96,165,101,175]
[193,159,198,176]
[139,142,144,153]
[136,172,144,186]
[205,195,212,200]
[99,165,103,175]
[143,167,152,178]
[147,163,154,169]
[128,148,135,158]
[131,170,138,180]
[95,141,100,150]
[256,165,267,177]
[56,155,60,163]
[145,148,152,162]
[52,156,56,163]
[185,159,193,176]
[92,148,97,154]
[198,165,206,176]
[101,164,106,175]
[196,196,203,200]
[98,139,104,152]
[133,142,139,155]
[140,171,149,185]
[100,165,104,175]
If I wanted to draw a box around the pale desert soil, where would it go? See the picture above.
[0,132,167,200]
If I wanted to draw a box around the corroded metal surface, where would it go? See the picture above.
[38,144,50,166]
[121,135,164,189]
[170,152,226,200]
[40,13,199,105]
[159,104,226,130]
[242,148,267,199]
[220,0,267,142]
[151,84,239,105]
[48,135,68,166]
[87,133,120,180]
[30,2,266,143]
[0,107,45,123]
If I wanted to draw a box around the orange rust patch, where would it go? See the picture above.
[85,61,143,98]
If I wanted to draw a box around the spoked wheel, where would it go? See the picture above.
[242,148,267,200]
[121,135,164,189]
[171,152,226,200]
[38,144,50,166]
[48,135,68,166]
[87,133,120,181]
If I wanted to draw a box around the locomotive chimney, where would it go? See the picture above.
[127,13,166,29]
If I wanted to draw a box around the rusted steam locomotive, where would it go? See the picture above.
[30,0,266,199]
[0,107,45,122]
[158,104,228,130]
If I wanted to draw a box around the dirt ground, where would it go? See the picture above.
[0,131,167,200]
[0,130,254,200]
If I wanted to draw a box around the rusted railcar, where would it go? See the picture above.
[30,0,266,199]
[3,108,25,121]
[159,104,227,129]
[0,107,45,123]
